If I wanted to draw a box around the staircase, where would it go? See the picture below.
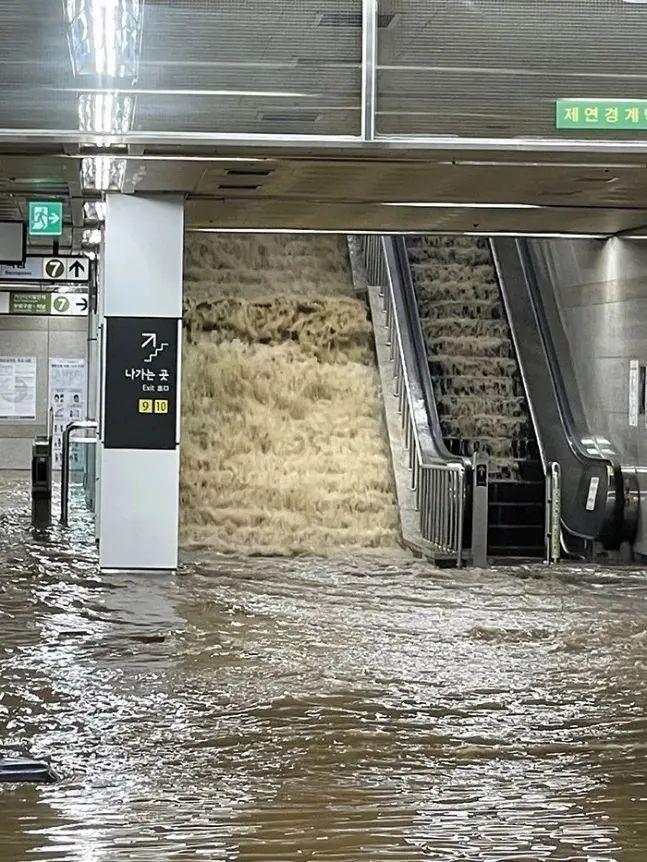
[406,236,545,559]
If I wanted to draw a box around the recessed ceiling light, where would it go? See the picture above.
[64,0,143,79]
[83,200,106,221]
[81,156,126,191]
[78,92,134,139]
[82,228,102,246]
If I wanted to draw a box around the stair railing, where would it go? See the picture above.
[359,235,467,565]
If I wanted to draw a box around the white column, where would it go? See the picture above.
[98,194,184,572]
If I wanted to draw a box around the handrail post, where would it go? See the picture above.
[60,420,98,526]
[471,453,489,568]
[545,461,561,564]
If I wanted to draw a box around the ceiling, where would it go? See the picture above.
[3,0,647,247]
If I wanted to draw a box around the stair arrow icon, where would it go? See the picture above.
[141,333,157,350]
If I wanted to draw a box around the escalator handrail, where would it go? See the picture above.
[521,242,621,466]
[388,236,473,469]
[358,234,470,562]
[380,236,468,470]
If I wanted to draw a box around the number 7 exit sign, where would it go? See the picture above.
[28,201,63,236]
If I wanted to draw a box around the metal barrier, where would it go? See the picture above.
[545,461,562,564]
[361,235,467,565]
[61,420,98,526]
[31,436,52,528]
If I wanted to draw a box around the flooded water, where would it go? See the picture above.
[2,476,647,860]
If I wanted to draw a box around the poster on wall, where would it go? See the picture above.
[49,358,87,468]
[0,356,37,419]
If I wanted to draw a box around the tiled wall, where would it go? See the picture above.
[0,315,86,470]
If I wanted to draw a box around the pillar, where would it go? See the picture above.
[98,194,183,571]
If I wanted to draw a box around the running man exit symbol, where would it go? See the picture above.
[29,201,63,236]
[141,332,168,363]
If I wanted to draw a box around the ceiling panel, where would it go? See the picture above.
[0,0,362,138]
[185,197,647,235]
[378,0,647,139]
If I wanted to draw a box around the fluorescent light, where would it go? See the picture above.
[83,201,107,221]
[78,92,134,139]
[82,228,102,246]
[65,0,143,79]
[81,156,126,190]
[186,228,607,239]
[382,201,543,209]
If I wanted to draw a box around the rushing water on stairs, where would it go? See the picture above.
[180,234,398,554]
[408,236,537,479]
[2,477,647,860]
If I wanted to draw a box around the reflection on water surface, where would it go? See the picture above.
[1,478,647,860]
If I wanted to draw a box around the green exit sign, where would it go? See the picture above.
[556,99,647,131]
[29,201,63,236]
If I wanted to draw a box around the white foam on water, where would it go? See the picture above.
[180,233,400,554]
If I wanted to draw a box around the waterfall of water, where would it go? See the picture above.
[408,235,536,479]
[180,234,399,554]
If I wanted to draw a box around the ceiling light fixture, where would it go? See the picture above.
[382,201,543,209]
[83,201,107,221]
[82,228,102,246]
[186,228,607,240]
[78,91,134,140]
[64,0,143,79]
[81,155,127,191]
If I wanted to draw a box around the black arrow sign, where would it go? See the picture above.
[76,297,88,312]
[69,260,86,278]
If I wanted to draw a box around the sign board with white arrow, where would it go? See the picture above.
[0,291,89,316]
[29,201,63,237]
[104,317,179,450]
[0,255,92,285]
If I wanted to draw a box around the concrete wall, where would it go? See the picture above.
[0,315,87,470]
[531,237,647,555]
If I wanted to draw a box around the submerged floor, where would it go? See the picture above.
[2,477,647,860]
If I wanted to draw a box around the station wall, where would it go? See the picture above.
[0,315,87,470]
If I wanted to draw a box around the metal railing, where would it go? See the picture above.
[545,461,562,564]
[360,235,467,564]
[61,420,98,526]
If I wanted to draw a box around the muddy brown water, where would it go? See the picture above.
[1,477,647,860]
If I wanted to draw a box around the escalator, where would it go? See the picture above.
[491,237,638,559]
[407,236,545,559]
[365,234,638,563]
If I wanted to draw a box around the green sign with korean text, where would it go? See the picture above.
[10,293,50,314]
[28,201,63,236]
[556,99,647,131]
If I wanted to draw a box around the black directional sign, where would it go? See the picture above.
[103,316,179,450]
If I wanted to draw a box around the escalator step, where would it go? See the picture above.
[488,546,545,559]
[489,502,545,526]
[488,481,545,504]
[488,525,545,548]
